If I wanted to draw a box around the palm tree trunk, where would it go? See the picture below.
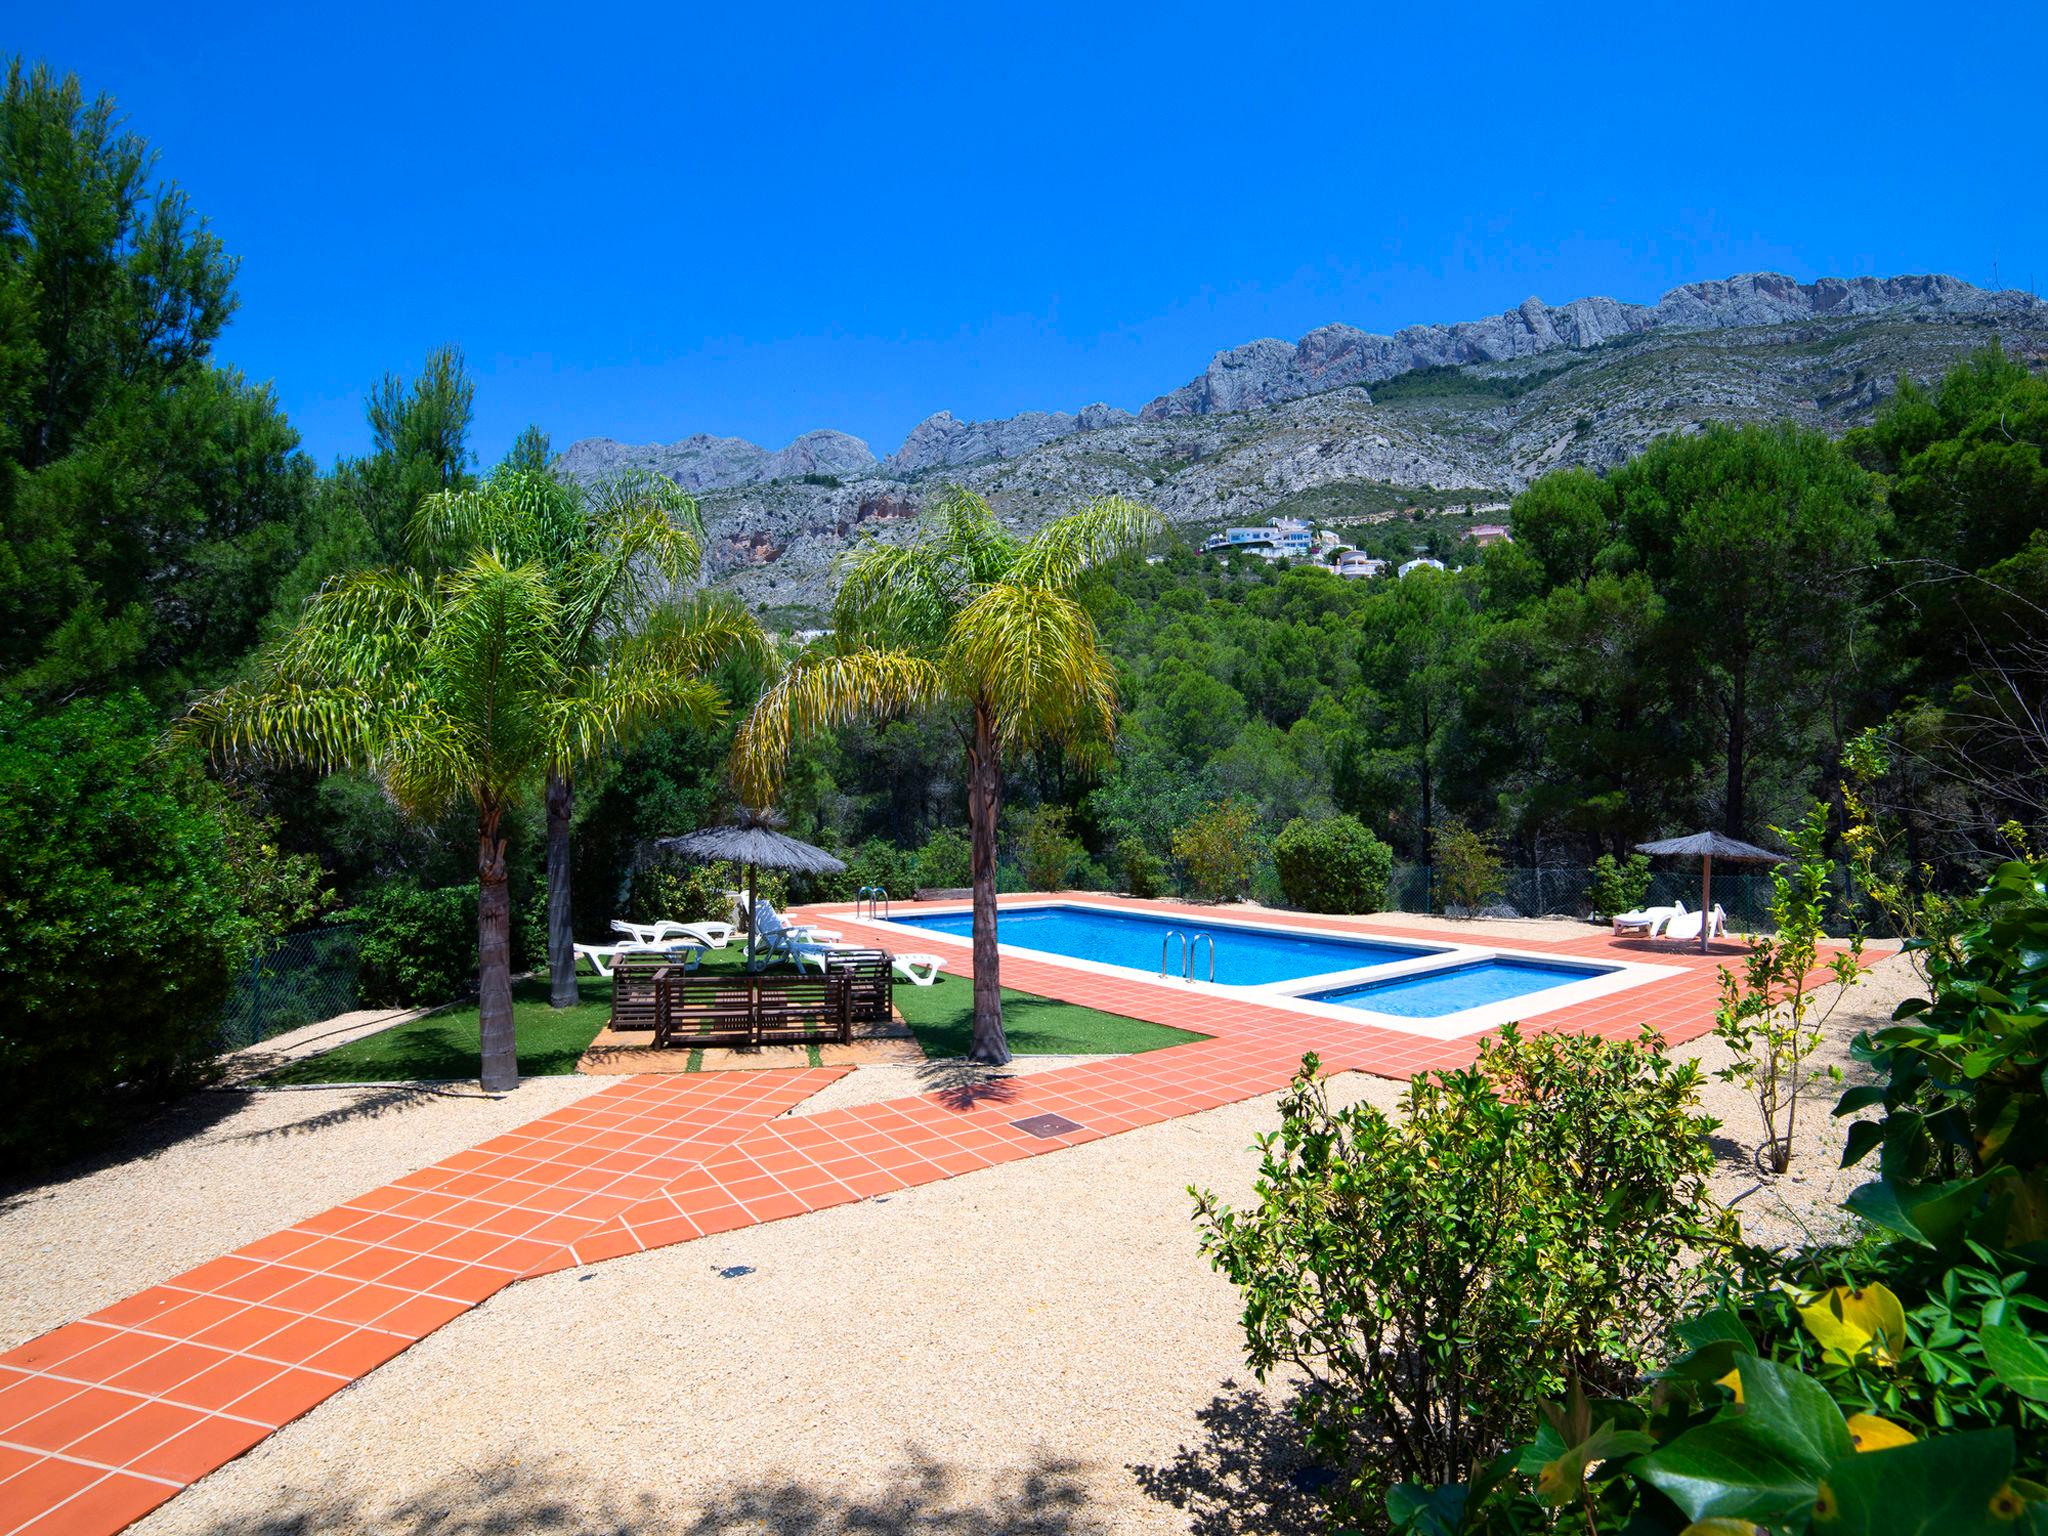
[545,769,577,1009]
[965,700,1010,1066]
[477,803,518,1092]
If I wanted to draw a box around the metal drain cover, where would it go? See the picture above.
[1012,1113,1085,1138]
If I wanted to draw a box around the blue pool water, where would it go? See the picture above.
[1307,957,1606,1018]
[890,904,1437,986]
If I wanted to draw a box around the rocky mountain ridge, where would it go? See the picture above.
[551,272,2048,608]
[558,273,2038,487]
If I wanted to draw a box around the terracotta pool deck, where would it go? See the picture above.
[0,899,1856,1535]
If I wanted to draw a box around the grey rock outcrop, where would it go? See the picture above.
[1137,273,2034,420]
[554,428,875,492]
[883,403,1134,475]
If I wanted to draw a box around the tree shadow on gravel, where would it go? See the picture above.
[916,1059,1026,1111]
[0,1082,467,1211]
[1128,1382,1331,1536]
[192,1449,1104,1536]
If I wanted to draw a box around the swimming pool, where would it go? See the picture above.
[891,904,1438,986]
[862,897,1680,1040]
[1307,957,1606,1019]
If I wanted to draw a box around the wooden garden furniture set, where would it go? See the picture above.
[604,949,896,1050]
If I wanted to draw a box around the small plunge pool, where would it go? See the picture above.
[1305,957,1612,1019]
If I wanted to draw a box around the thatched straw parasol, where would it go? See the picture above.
[1634,830,1786,952]
[654,811,846,965]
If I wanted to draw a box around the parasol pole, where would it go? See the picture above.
[1699,853,1713,954]
[746,862,758,969]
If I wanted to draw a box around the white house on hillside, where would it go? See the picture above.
[1397,557,1447,577]
[1201,515,1313,561]
[1325,549,1388,579]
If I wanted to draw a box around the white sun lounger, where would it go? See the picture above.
[1612,899,1684,937]
[610,918,735,950]
[752,899,842,948]
[1659,904,1727,944]
[891,953,945,986]
[572,938,703,978]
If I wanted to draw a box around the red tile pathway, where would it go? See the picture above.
[0,899,1870,1535]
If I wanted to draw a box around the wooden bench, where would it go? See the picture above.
[814,948,892,1024]
[650,970,853,1050]
[608,952,670,1032]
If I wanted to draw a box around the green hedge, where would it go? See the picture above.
[0,695,255,1171]
[1273,814,1394,913]
[347,880,476,1007]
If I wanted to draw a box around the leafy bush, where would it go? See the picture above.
[630,860,748,928]
[1115,834,1166,898]
[1390,850,2048,1533]
[1013,805,1081,891]
[1433,818,1505,913]
[913,828,972,891]
[1173,799,1262,901]
[1584,851,1651,920]
[1273,814,1394,913]
[1195,1025,1725,1526]
[0,695,257,1170]
[349,880,476,1007]
[841,838,915,901]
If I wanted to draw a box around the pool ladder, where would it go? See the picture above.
[1159,929,1216,983]
[856,885,890,920]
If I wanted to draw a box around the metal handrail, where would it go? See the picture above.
[856,886,890,920]
[1160,928,1186,978]
[1187,932,1215,983]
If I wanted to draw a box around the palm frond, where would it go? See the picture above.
[1008,494,1162,589]
[407,468,581,570]
[619,591,776,680]
[273,568,434,686]
[833,537,961,649]
[931,484,1021,588]
[548,666,728,773]
[734,647,947,804]
[177,677,388,773]
[945,582,1117,755]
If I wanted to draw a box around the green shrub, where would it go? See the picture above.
[913,828,972,891]
[1390,850,2048,1533]
[1013,806,1081,891]
[0,695,257,1170]
[349,881,476,1007]
[1433,818,1505,913]
[1115,834,1166,898]
[628,859,746,928]
[1173,799,1262,901]
[1585,850,1651,919]
[1195,1025,1725,1526]
[841,838,915,901]
[1273,814,1394,913]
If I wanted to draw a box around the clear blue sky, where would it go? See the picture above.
[13,1,2044,467]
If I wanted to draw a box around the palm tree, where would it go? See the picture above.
[180,475,742,1091]
[408,467,771,1007]
[734,487,1158,1065]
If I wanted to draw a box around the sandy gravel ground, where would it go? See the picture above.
[1681,946,1916,1251]
[3,927,1920,1536]
[0,1076,610,1354]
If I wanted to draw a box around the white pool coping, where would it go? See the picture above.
[844,896,1685,1041]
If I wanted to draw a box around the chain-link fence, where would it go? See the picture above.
[215,924,364,1051]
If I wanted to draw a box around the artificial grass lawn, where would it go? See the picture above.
[269,947,1205,1084]
[266,975,613,1083]
[892,971,1206,1058]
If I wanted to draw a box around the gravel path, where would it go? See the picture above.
[3,935,1920,1535]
